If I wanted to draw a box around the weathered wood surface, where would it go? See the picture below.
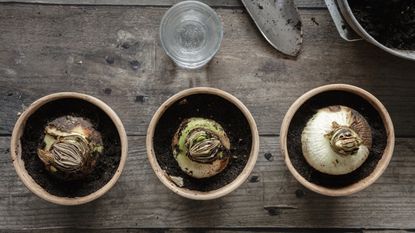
[0,0,326,8]
[1,5,415,137]
[0,228,410,233]
[1,136,415,229]
[1,3,415,232]
[0,229,408,233]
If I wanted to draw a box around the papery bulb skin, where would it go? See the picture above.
[37,116,104,180]
[172,117,230,179]
[301,106,372,175]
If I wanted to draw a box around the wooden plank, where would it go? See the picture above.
[1,6,414,137]
[0,0,326,8]
[0,229,409,233]
[0,228,411,233]
[0,228,368,233]
[1,136,414,229]
[0,229,363,233]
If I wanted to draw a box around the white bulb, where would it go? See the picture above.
[301,106,372,175]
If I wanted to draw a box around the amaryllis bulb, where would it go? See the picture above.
[37,116,103,180]
[301,106,372,175]
[172,117,230,179]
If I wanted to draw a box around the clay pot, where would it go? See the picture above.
[11,92,128,205]
[280,84,395,196]
[147,87,259,200]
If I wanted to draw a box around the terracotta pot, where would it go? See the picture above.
[280,84,395,196]
[147,87,259,200]
[11,92,128,205]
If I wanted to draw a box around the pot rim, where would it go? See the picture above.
[280,84,395,196]
[146,87,259,200]
[10,92,128,205]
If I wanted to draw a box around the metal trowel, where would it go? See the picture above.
[241,0,303,56]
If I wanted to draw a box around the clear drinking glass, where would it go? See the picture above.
[160,1,223,69]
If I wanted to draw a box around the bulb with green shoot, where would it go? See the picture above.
[37,116,104,180]
[301,105,372,175]
[172,117,230,179]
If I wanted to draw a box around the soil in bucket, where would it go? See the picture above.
[349,0,415,50]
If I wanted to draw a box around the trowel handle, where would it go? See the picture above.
[325,0,362,42]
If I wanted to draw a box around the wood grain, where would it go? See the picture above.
[0,5,415,136]
[1,136,414,229]
[0,229,410,233]
[0,228,401,233]
[0,229,399,233]
[1,5,414,137]
[0,0,326,8]
[1,2,414,232]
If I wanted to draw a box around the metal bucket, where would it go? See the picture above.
[326,0,415,61]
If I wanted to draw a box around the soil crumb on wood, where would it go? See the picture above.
[349,0,415,50]
[21,98,121,197]
[311,17,319,26]
[287,91,387,188]
[153,94,252,192]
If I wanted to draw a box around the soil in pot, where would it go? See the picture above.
[348,0,415,50]
[20,98,121,197]
[153,94,252,192]
[287,90,387,188]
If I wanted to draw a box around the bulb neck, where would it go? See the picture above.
[328,122,363,156]
[51,134,90,172]
[185,128,225,163]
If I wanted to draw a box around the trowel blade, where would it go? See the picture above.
[241,0,303,56]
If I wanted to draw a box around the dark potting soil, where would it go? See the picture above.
[20,98,121,197]
[349,0,415,50]
[287,91,387,188]
[153,94,252,192]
